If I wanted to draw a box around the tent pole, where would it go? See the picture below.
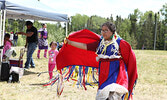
[0,10,3,75]
[66,22,68,37]
[0,10,6,76]
[0,10,6,63]
[2,10,6,48]
[0,10,3,46]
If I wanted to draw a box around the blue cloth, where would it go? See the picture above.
[97,36,128,90]
[25,42,37,68]
[13,39,18,46]
[99,60,120,89]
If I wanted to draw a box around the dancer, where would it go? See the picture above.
[62,22,137,100]
[37,23,48,59]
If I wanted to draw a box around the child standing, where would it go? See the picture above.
[48,41,59,79]
[3,33,13,56]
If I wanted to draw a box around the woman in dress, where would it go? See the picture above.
[65,22,137,100]
[37,23,48,59]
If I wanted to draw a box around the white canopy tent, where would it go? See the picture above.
[0,0,68,21]
[0,0,68,70]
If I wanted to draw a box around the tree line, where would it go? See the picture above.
[68,4,167,50]
[5,3,167,50]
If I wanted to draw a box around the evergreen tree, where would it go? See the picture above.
[160,3,167,50]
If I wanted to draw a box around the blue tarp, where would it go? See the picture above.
[0,0,68,22]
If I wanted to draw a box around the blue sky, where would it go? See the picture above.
[40,0,166,19]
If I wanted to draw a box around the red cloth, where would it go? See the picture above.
[99,60,110,86]
[56,29,100,70]
[120,40,138,94]
[56,29,138,95]
[116,59,128,89]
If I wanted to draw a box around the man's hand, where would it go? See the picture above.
[16,32,23,35]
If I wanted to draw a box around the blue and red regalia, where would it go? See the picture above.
[56,29,137,100]
[95,33,137,100]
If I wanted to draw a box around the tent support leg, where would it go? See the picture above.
[0,10,2,77]
[66,22,68,37]
[0,10,6,76]
[2,10,6,45]
[0,10,3,46]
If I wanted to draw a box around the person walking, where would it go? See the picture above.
[17,21,38,69]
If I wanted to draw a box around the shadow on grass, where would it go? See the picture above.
[29,83,47,86]
[0,80,8,83]
[23,69,38,75]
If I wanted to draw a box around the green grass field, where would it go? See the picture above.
[0,47,167,100]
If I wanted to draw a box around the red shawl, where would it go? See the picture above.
[56,29,100,70]
[56,29,138,97]
[120,40,138,95]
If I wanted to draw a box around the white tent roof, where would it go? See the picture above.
[0,0,68,22]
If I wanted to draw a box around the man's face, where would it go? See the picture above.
[26,25,32,29]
